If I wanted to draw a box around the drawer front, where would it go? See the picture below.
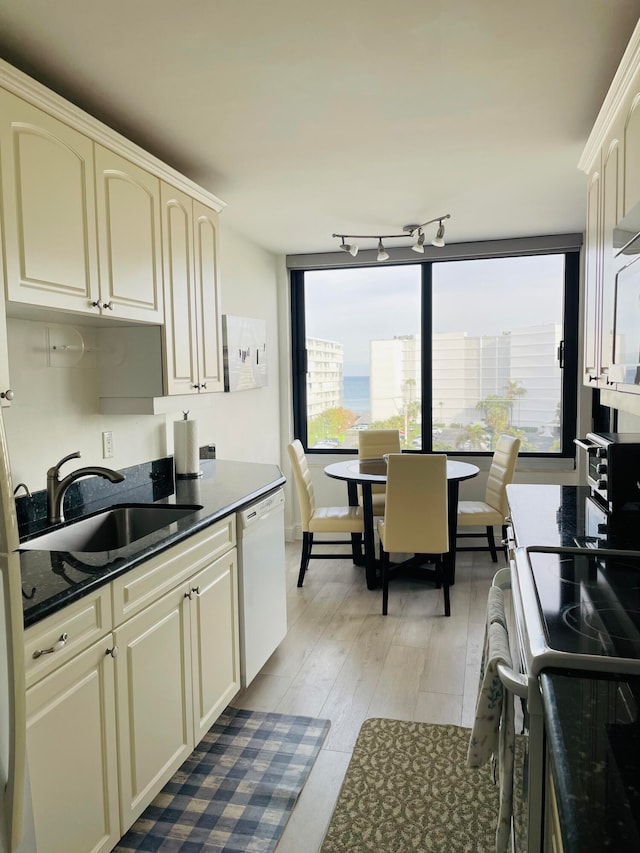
[112,515,236,626]
[25,587,112,688]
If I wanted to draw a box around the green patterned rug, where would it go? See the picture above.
[321,719,510,853]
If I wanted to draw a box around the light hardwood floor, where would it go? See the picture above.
[233,541,502,852]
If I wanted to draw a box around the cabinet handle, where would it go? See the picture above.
[192,384,200,390]
[91,300,101,309]
[200,383,207,391]
[32,632,68,659]
[0,389,14,401]
[105,645,119,658]
[102,301,114,310]
[184,590,193,600]
[192,586,201,596]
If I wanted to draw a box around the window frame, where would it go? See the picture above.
[290,246,580,459]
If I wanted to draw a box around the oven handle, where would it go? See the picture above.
[491,567,529,700]
[574,437,598,451]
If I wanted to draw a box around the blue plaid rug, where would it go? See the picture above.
[115,706,331,852]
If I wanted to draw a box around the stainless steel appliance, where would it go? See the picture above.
[496,543,640,852]
[574,432,640,510]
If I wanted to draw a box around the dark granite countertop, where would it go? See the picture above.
[506,483,591,548]
[541,670,640,852]
[18,458,285,628]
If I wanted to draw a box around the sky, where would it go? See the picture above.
[304,255,564,374]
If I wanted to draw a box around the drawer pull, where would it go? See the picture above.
[32,632,68,659]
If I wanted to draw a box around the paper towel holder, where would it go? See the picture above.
[174,411,203,479]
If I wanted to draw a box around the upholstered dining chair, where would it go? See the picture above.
[456,434,521,562]
[357,429,401,515]
[377,453,450,617]
[287,440,365,588]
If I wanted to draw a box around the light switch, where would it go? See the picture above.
[102,431,114,459]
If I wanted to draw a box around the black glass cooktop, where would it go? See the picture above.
[528,548,640,662]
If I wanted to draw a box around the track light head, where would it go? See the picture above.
[431,220,446,248]
[339,238,359,257]
[411,229,425,253]
[376,239,390,262]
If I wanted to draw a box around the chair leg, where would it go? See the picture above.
[351,531,363,563]
[440,557,451,617]
[297,532,313,587]
[501,524,508,560]
[381,549,389,615]
[487,526,498,562]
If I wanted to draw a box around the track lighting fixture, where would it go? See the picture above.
[332,214,450,261]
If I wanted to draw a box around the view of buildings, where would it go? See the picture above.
[306,322,562,449]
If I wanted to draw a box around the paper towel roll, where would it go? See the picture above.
[174,417,200,478]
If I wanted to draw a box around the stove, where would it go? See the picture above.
[513,545,640,678]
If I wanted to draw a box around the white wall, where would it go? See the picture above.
[3,223,282,492]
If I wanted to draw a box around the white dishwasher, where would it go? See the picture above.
[236,488,287,687]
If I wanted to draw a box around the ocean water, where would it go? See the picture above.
[343,375,370,415]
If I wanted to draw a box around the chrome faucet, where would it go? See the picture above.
[47,451,125,524]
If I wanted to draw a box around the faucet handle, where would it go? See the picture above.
[48,451,81,479]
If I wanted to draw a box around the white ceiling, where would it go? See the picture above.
[0,1,639,256]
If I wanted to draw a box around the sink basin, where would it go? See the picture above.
[20,503,203,553]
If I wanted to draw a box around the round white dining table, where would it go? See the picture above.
[324,456,479,590]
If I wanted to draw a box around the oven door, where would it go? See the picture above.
[574,437,608,501]
[492,566,543,853]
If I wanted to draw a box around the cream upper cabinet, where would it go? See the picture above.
[0,202,13,406]
[161,184,199,394]
[193,199,224,393]
[161,183,223,395]
[26,636,120,853]
[0,88,100,315]
[583,163,602,386]
[95,146,163,323]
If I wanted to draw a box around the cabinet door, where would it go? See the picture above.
[190,548,240,743]
[0,210,13,406]
[94,145,163,323]
[114,582,194,830]
[26,636,119,853]
[0,89,100,314]
[601,126,623,384]
[161,183,199,395]
[583,165,602,386]
[193,200,224,392]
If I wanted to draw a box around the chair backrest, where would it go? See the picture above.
[287,440,315,531]
[382,453,449,555]
[485,434,521,516]
[358,430,401,496]
[358,429,401,460]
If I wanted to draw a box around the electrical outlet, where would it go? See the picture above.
[102,431,114,459]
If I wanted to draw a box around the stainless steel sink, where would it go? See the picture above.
[20,504,203,552]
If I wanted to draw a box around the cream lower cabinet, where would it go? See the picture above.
[26,636,120,853]
[24,516,240,847]
[115,545,239,827]
[114,579,194,828]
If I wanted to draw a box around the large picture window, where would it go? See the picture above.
[291,249,578,457]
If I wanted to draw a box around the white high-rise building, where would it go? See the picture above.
[305,337,344,418]
[370,335,420,421]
